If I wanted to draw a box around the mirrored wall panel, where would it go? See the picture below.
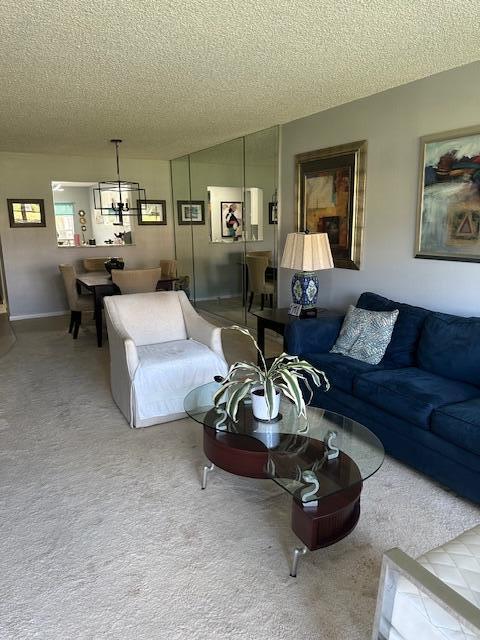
[171,125,278,327]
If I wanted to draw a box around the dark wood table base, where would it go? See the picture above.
[202,426,363,576]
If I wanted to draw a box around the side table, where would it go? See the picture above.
[250,307,338,365]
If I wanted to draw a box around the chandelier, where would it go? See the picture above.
[93,139,146,225]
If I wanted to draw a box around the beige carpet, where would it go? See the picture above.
[1,316,479,640]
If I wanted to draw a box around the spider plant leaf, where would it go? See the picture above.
[212,380,239,406]
[279,369,306,416]
[225,381,252,421]
[264,378,276,418]
[228,325,267,373]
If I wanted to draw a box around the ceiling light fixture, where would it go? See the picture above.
[93,139,146,225]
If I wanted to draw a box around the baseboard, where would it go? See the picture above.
[10,310,69,321]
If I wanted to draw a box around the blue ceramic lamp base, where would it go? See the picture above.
[291,271,319,313]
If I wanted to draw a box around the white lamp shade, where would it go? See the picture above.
[280,232,334,271]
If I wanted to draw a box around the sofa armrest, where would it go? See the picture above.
[284,315,344,356]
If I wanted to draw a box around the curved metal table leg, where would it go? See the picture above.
[290,546,307,578]
[201,462,215,490]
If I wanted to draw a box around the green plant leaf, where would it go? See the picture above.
[264,378,277,418]
[225,381,252,421]
[279,369,306,416]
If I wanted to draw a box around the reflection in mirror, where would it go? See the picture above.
[169,126,278,330]
[52,181,134,247]
[171,156,194,300]
[208,187,263,243]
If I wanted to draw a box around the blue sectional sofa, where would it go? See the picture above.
[284,292,480,504]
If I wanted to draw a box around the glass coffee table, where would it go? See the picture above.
[184,381,384,577]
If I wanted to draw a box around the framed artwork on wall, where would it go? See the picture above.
[177,200,205,225]
[415,126,480,262]
[7,198,46,228]
[268,202,278,224]
[295,140,367,270]
[137,199,167,225]
[221,201,243,239]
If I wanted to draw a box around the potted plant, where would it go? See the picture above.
[213,326,329,422]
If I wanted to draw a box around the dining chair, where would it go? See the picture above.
[58,264,93,339]
[111,267,163,294]
[246,250,273,262]
[83,257,110,272]
[245,255,275,311]
[159,259,177,279]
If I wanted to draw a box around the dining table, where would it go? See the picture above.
[76,272,180,347]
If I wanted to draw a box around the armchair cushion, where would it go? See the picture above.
[105,291,187,346]
[133,340,228,424]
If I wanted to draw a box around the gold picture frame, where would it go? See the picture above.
[415,125,480,262]
[295,140,367,270]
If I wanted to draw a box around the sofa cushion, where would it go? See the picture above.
[356,292,430,367]
[417,312,480,387]
[432,399,480,456]
[304,352,386,393]
[353,367,479,429]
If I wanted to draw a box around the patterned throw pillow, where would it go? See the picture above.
[330,305,399,365]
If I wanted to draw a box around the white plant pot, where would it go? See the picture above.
[250,385,281,422]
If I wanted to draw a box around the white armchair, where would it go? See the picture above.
[373,525,480,639]
[104,291,228,427]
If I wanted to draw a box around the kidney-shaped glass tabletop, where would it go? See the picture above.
[184,381,384,505]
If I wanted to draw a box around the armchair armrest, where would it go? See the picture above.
[372,548,480,639]
[178,291,225,359]
[104,298,139,378]
[284,315,344,356]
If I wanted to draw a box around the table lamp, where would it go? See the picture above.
[280,232,333,317]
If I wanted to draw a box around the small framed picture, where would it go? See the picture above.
[7,199,46,228]
[288,303,302,317]
[177,200,205,225]
[268,202,278,224]
[137,199,167,225]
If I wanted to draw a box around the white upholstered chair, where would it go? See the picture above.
[104,291,228,427]
[373,525,480,639]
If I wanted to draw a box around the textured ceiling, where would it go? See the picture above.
[1,0,479,160]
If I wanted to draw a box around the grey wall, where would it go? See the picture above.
[0,152,173,318]
[279,61,480,316]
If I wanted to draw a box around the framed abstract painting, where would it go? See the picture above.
[295,140,367,269]
[416,126,480,262]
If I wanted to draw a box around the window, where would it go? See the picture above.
[54,202,75,246]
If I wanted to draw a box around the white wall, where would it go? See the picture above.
[279,61,480,316]
[0,152,173,318]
